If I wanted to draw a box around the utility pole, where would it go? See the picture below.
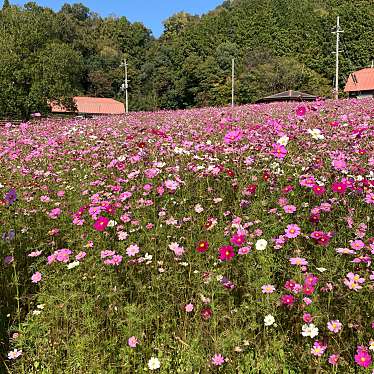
[120,59,129,113]
[231,58,235,107]
[332,16,343,100]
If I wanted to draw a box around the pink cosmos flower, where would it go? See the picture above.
[303,313,313,323]
[283,205,296,213]
[303,297,313,305]
[211,353,225,366]
[261,284,276,294]
[285,224,301,238]
[328,354,340,365]
[304,274,318,287]
[350,240,365,250]
[56,248,72,263]
[57,190,65,197]
[28,250,42,257]
[75,251,86,261]
[327,320,342,333]
[365,192,374,204]
[346,272,365,283]
[48,208,61,219]
[238,246,251,255]
[219,246,235,261]
[31,271,42,283]
[126,244,140,257]
[118,231,128,240]
[311,341,327,356]
[164,180,179,191]
[128,336,139,348]
[290,257,308,266]
[7,349,22,359]
[332,159,347,170]
[93,216,109,232]
[299,175,316,188]
[185,303,194,312]
[169,242,185,257]
[101,250,115,259]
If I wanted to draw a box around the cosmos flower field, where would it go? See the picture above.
[1,99,374,373]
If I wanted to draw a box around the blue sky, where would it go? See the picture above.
[9,0,224,37]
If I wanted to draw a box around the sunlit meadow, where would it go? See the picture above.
[1,99,373,373]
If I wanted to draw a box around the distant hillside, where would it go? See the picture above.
[0,0,373,117]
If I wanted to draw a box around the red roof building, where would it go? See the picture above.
[344,68,374,98]
[51,97,125,115]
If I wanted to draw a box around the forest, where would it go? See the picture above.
[0,0,373,118]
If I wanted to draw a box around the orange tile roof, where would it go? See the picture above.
[344,68,374,92]
[51,97,125,114]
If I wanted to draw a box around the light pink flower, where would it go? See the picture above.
[327,320,342,333]
[211,353,225,366]
[261,284,276,294]
[185,303,194,312]
[285,224,301,238]
[128,336,139,348]
[126,244,140,257]
[31,271,42,283]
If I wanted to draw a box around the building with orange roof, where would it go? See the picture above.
[344,67,374,99]
[50,97,125,115]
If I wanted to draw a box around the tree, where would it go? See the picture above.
[162,12,198,40]
[237,56,331,103]
[2,0,10,10]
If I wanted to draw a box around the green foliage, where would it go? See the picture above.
[0,0,373,117]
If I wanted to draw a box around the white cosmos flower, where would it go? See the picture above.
[307,128,325,140]
[301,323,319,338]
[107,220,117,227]
[277,135,289,146]
[264,314,275,326]
[148,357,161,370]
[67,261,80,270]
[255,239,268,251]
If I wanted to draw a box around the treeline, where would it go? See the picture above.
[0,0,373,118]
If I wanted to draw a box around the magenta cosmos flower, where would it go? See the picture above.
[93,216,109,231]
[281,294,295,306]
[285,224,301,238]
[230,234,246,246]
[219,246,235,261]
[354,347,372,367]
[312,185,325,196]
[196,241,209,253]
[224,129,243,144]
[271,143,287,159]
[296,105,307,117]
[331,182,347,194]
